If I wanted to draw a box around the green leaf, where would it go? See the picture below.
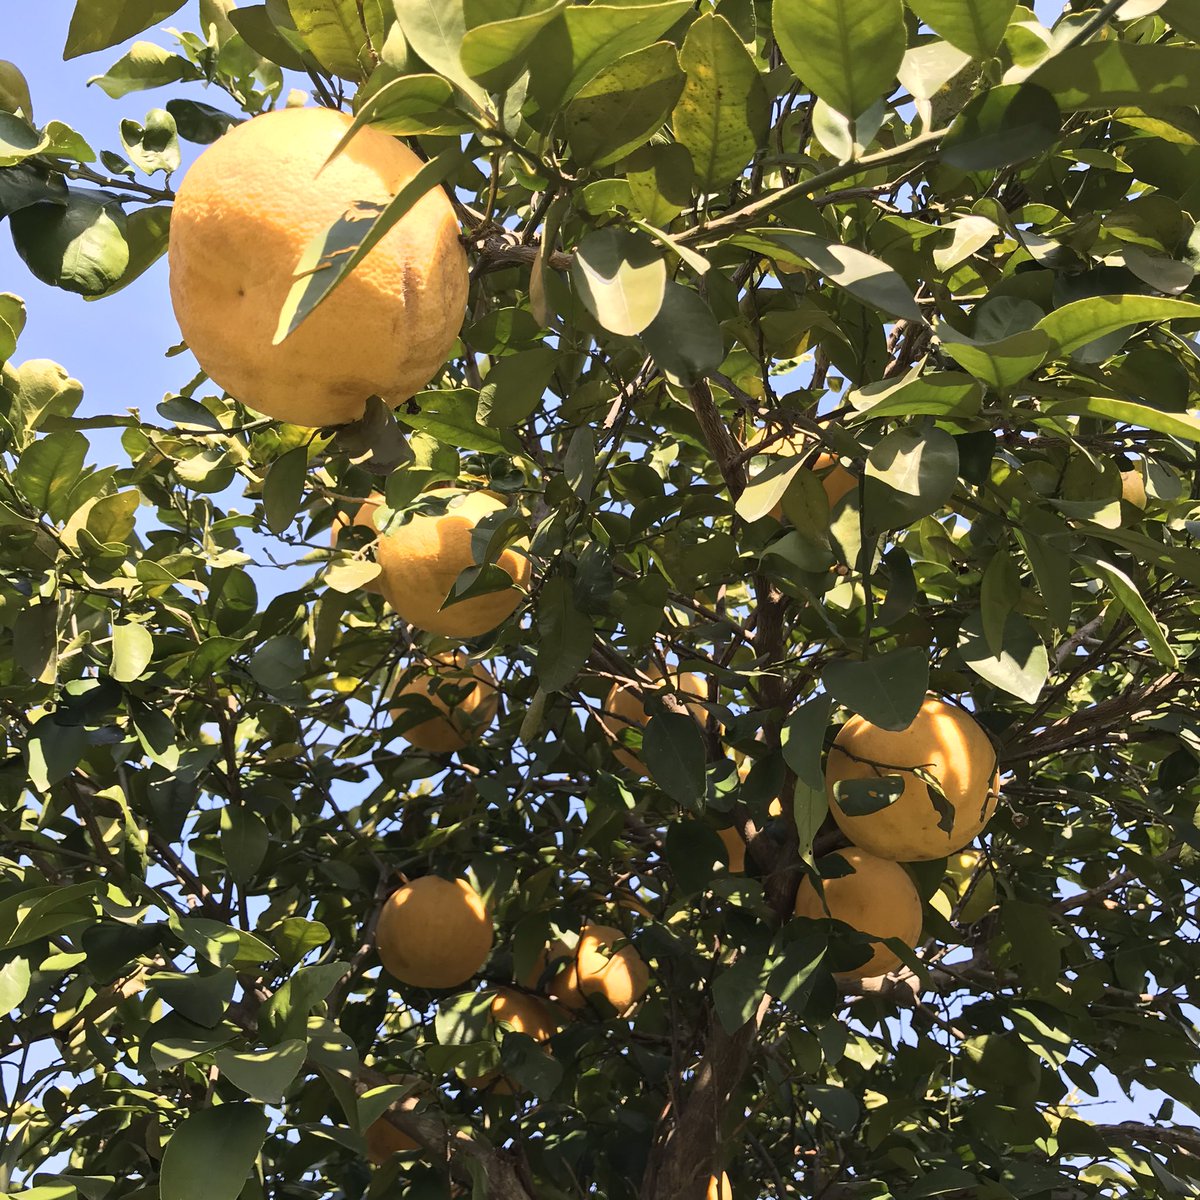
[565,42,685,168]
[286,0,368,80]
[1030,41,1200,112]
[939,327,1051,390]
[640,281,724,386]
[166,98,241,144]
[0,952,32,1012]
[821,647,929,732]
[2,881,97,949]
[227,5,312,71]
[460,1,569,92]
[783,693,832,791]
[958,608,1048,703]
[274,147,464,342]
[564,426,595,499]
[260,961,348,1043]
[392,0,489,106]
[0,113,47,167]
[64,0,187,58]
[1082,557,1177,668]
[672,12,768,191]
[792,779,829,861]
[1044,395,1200,444]
[906,0,1015,59]
[147,967,236,1026]
[570,227,666,336]
[736,452,805,523]
[215,1039,306,1104]
[110,620,153,683]
[249,635,305,694]
[159,1103,270,1200]
[87,204,171,299]
[529,1,693,110]
[940,83,1061,170]
[1035,295,1200,358]
[220,807,270,884]
[847,371,982,423]
[773,0,906,120]
[664,820,723,894]
[341,73,471,140]
[736,230,923,321]
[643,710,706,805]
[119,108,179,176]
[477,346,558,426]
[535,577,594,693]
[979,550,1019,657]
[272,917,330,966]
[400,388,507,453]
[13,429,88,517]
[87,41,200,99]
[10,194,129,296]
[863,424,959,529]
[262,446,307,534]
[713,952,776,1033]
[832,774,905,815]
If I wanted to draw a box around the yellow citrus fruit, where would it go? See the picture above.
[391,652,499,752]
[940,848,997,924]
[718,825,747,873]
[1120,467,1147,510]
[794,848,922,979]
[365,1117,419,1163]
[466,988,559,1091]
[360,490,531,638]
[375,876,493,988]
[603,667,708,774]
[548,924,649,1015]
[825,696,999,861]
[707,1173,732,1200]
[168,106,468,427]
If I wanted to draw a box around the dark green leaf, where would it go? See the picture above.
[958,607,1048,703]
[535,576,594,693]
[215,1039,306,1104]
[159,1103,270,1200]
[941,84,1061,171]
[863,425,959,529]
[64,0,187,58]
[220,807,270,884]
[10,194,129,296]
[664,820,723,894]
[1031,41,1200,112]
[821,648,929,731]
[640,281,724,386]
[713,952,776,1033]
[260,961,348,1044]
[262,446,308,534]
[643,711,706,805]
[832,774,905,815]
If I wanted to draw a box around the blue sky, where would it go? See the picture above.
[0,0,1181,1151]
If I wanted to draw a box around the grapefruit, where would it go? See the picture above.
[793,848,922,979]
[360,490,530,637]
[168,106,468,427]
[825,696,999,861]
[392,652,498,752]
[375,876,493,988]
[548,924,649,1015]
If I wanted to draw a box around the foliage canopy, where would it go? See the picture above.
[3,1,1200,1199]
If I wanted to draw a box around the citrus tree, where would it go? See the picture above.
[4,1,1200,1199]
